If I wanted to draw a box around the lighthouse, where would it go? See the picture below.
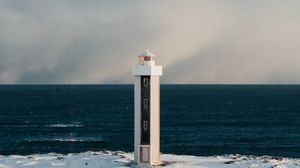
[132,49,162,166]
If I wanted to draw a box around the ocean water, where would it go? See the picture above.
[0,85,299,158]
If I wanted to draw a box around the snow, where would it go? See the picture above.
[0,151,299,168]
[139,49,155,57]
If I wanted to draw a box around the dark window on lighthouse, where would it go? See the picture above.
[143,78,149,87]
[143,98,148,109]
[143,121,148,131]
[141,76,150,144]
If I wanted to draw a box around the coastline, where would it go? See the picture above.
[0,151,299,168]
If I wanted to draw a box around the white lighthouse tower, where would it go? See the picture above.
[132,49,162,166]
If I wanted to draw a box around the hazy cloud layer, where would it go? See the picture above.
[0,0,300,84]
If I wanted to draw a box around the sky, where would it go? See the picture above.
[0,0,300,84]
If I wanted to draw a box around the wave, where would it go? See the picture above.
[22,136,103,143]
[46,122,84,128]
[0,122,84,128]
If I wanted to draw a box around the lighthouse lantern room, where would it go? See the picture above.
[132,49,162,166]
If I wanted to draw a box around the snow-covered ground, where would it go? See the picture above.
[0,151,299,168]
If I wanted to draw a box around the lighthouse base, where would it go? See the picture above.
[136,145,161,167]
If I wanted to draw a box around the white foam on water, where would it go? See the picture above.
[23,136,103,143]
[46,122,84,128]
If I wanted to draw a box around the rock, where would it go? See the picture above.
[224,160,235,164]
[56,156,64,160]
[103,150,110,155]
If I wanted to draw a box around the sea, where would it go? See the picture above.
[0,85,299,158]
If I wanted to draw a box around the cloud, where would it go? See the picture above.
[163,1,300,84]
[0,0,300,84]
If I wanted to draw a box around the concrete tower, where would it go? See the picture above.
[132,49,162,166]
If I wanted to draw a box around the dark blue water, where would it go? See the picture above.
[0,85,300,158]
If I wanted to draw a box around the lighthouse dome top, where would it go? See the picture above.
[139,49,155,57]
[133,49,163,76]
